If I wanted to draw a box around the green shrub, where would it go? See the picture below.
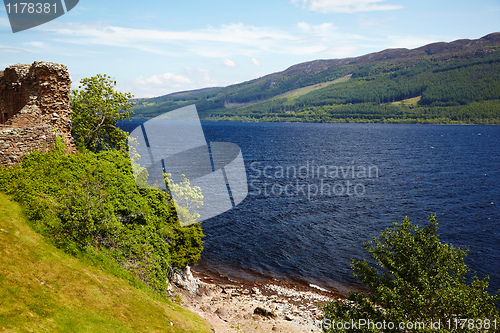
[0,141,203,295]
[322,216,499,332]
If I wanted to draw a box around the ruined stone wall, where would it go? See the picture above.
[0,61,75,166]
[0,126,56,165]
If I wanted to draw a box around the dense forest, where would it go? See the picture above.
[132,33,500,124]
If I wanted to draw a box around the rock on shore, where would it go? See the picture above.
[171,267,338,332]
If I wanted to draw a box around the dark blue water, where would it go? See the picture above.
[121,121,500,294]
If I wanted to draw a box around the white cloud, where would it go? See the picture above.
[49,22,294,57]
[0,47,27,53]
[26,41,46,48]
[129,67,220,97]
[251,58,260,66]
[385,35,438,49]
[297,21,311,32]
[357,16,394,28]
[45,21,361,59]
[292,0,403,13]
[320,45,360,58]
[135,73,192,87]
[185,67,213,83]
[297,21,335,35]
[223,59,237,67]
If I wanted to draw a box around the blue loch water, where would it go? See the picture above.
[120,121,499,294]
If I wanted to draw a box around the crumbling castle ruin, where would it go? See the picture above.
[0,61,75,166]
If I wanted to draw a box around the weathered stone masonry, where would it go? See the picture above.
[0,61,75,166]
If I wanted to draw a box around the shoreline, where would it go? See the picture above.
[191,257,365,297]
[125,119,499,126]
[181,267,340,332]
[173,261,364,332]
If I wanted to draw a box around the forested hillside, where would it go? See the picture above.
[132,33,500,124]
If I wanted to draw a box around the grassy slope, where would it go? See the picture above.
[0,192,212,333]
[276,74,352,100]
[224,74,353,110]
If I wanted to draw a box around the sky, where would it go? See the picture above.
[0,0,499,98]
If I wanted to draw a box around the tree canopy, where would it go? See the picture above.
[322,215,499,332]
[71,74,134,152]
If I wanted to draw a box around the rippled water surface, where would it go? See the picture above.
[121,121,499,293]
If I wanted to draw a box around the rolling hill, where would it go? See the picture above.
[132,32,500,124]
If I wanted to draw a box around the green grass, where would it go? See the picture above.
[0,192,212,333]
[275,74,352,101]
[223,74,353,110]
[391,95,421,106]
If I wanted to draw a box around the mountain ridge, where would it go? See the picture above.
[132,32,500,124]
[274,32,500,77]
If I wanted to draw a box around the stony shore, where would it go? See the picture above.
[171,267,344,332]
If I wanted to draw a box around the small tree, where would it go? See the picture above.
[71,74,134,152]
[322,215,499,332]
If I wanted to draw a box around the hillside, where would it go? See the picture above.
[0,192,212,333]
[132,32,500,124]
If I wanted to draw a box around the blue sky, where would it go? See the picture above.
[1,0,499,97]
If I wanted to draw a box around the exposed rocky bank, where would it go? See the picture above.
[170,267,343,332]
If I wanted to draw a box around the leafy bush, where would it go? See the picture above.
[0,140,203,295]
[322,216,499,332]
